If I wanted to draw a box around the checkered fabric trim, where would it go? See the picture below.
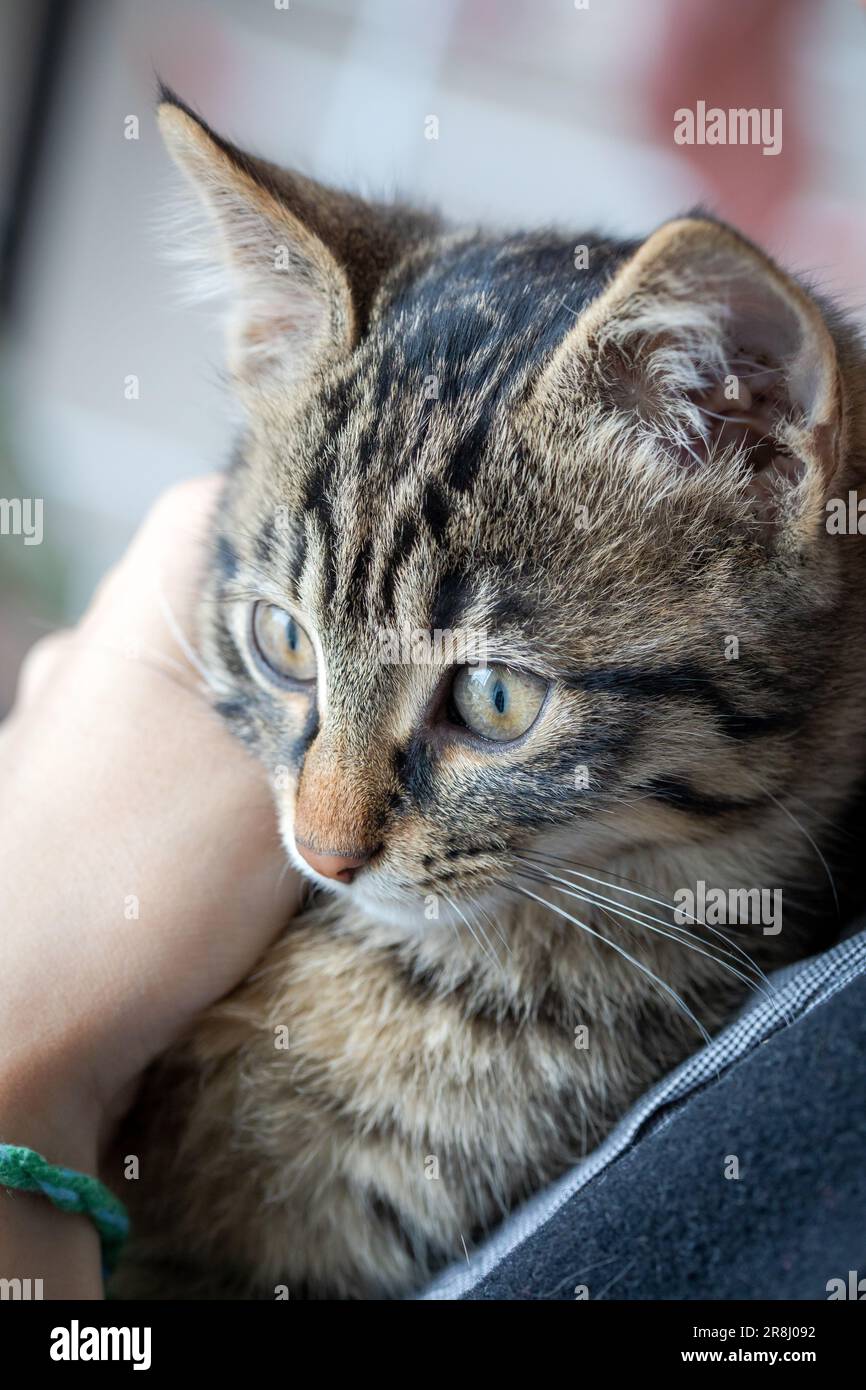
[421,923,866,1300]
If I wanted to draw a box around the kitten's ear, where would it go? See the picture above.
[536,217,843,521]
[157,91,434,388]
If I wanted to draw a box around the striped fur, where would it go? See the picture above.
[113,98,866,1299]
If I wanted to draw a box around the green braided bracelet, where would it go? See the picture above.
[0,1143,130,1274]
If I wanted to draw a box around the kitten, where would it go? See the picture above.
[113,90,866,1299]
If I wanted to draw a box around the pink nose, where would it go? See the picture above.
[295,842,372,884]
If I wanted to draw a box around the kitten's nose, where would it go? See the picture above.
[295,842,371,883]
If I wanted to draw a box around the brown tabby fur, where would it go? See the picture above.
[111,94,866,1299]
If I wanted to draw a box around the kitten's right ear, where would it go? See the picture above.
[157,90,434,390]
[531,217,844,529]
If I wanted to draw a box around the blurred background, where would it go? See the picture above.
[1,0,866,711]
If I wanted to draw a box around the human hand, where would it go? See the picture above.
[0,477,303,1177]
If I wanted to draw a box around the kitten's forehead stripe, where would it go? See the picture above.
[378,514,419,617]
[429,567,471,634]
[344,538,373,614]
[301,461,333,534]
[441,419,487,495]
[265,235,644,657]
[301,232,639,497]
[420,481,450,543]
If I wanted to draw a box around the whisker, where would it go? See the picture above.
[518,860,768,1001]
[155,578,232,697]
[524,850,771,987]
[525,851,765,964]
[740,776,840,914]
[472,898,512,956]
[695,407,770,428]
[509,878,713,1046]
[443,891,497,969]
[463,900,504,973]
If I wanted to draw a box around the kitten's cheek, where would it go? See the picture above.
[265,784,296,857]
[273,797,342,892]
[281,822,318,887]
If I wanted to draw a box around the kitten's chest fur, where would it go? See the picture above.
[114,829,827,1301]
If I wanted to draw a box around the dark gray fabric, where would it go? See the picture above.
[456,972,866,1299]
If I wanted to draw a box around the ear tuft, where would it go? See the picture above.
[155,79,188,116]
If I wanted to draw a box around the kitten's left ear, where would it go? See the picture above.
[535,217,844,521]
[157,89,437,389]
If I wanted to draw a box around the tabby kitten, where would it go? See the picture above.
[114,92,866,1299]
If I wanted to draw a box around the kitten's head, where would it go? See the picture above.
[160,93,862,934]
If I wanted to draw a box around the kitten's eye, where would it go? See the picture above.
[450,664,548,742]
[251,602,317,683]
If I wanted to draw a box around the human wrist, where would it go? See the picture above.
[0,1089,105,1299]
[0,1054,102,1178]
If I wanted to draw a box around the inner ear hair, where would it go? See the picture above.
[538,217,843,519]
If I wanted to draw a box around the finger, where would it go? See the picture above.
[130,476,225,579]
[86,476,224,628]
[15,630,75,707]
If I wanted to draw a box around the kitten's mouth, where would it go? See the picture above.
[283,822,503,933]
[288,849,493,934]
